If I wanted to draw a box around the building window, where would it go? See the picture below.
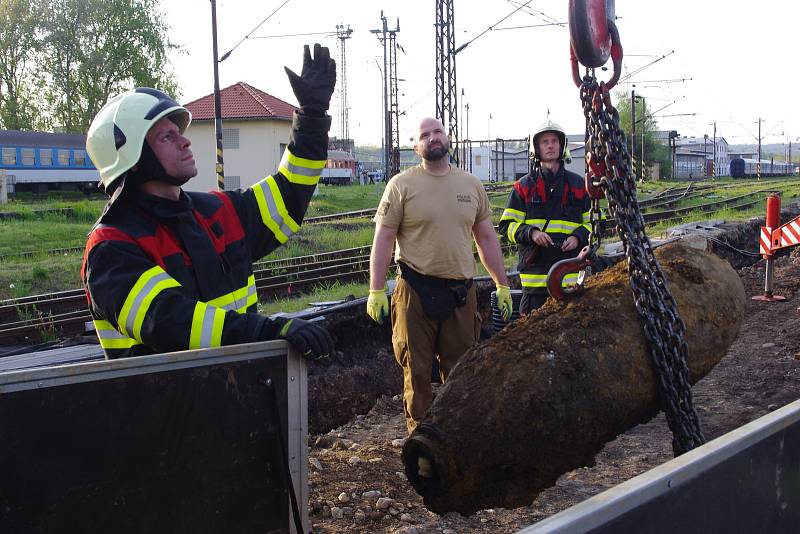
[224,175,241,191]
[223,128,240,149]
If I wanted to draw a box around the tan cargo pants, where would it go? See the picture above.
[391,276,481,434]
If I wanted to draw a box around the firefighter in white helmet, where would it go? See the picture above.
[498,119,591,314]
[82,45,336,360]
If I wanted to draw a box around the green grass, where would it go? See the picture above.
[258,281,368,315]
[305,183,386,216]
[1,177,797,302]
[0,255,85,299]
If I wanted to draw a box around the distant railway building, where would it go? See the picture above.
[182,81,297,192]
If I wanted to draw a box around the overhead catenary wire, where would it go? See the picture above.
[219,0,293,62]
[454,0,534,54]
[618,50,675,83]
[493,22,565,31]
[250,30,338,40]
[505,0,562,26]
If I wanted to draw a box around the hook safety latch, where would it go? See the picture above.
[546,245,595,300]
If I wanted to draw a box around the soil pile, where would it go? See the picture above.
[402,242,746,514]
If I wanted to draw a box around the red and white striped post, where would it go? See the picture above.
[752,194,787,302]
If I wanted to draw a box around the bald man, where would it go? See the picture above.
[367,117,512,436]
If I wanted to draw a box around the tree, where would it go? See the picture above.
[0,0,46,130]
[614,90,671,179]
[42,0,179,132]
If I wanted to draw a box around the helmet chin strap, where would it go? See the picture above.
[128,141,190,188]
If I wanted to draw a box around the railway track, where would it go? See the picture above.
[3,179,798,345]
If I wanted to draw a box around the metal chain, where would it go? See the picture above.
[581,76,705,455]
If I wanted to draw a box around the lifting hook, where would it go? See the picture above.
[569,0,623,89]
[546,244,595,300]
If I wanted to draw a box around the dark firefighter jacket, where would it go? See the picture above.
[82,112,329,359]
[498,166,591,294]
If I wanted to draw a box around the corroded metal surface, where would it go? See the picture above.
[403,242,746,515]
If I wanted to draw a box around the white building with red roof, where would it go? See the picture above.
[182,82,298,192]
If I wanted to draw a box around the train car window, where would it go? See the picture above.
[57,149,70,166]
[224,175,241,191]
[40,149,52,166]
[21,148,35,165]
[1,147,14,165]
[74,150,85,166]
[222,128,239,149]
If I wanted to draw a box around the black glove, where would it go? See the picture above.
[273,317,335,360]
[284,43,336,114]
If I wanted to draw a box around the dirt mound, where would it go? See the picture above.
[306,245,800,533]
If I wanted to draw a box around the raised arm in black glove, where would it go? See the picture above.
[271,316,335,360]
[284,43,336,115]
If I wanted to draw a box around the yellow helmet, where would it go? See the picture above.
[86,88,191,193]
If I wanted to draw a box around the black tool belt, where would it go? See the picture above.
[397,261,473,321]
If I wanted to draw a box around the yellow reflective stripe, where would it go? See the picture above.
[118,266,180,341]
[207,275,257,313]
[501,208,525,222]
[582,211,593,232]
[508,221,522,243]
[252,176,300,244]
[189,302,226,349]
[93,319,141,349]
[524,218,547,227]
[279,148,325,185]
[520,273,579,288]
[547,220,582,233]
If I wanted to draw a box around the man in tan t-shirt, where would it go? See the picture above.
[367,116,512,439]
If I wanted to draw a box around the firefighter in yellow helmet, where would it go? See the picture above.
[82,45,336,359]
[498,119,591,314]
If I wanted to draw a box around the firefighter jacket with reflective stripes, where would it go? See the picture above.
[82,112,329,359]
[498,166,591,295]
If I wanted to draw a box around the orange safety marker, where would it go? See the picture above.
[753,194,787,302]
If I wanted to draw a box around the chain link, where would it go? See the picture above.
[581,76,705,455]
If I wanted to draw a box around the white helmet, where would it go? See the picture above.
[529,119,567,160]
[86,88,191,193]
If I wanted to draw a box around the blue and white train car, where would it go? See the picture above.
[0,130,100,194]
[729,157,794,179]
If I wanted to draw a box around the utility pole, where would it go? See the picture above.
[465,102,471,172]
[210,0,225,190]
[757,117,762,181]
[460,88,465,167]
[335,24,353,149]
[371,13,400,180]
[712,121,717,179]
[388,22,400,176]
[435,0,459,166]
[631,89,637,180]
[640,95,645,182]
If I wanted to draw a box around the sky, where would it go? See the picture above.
[163,0,799,153]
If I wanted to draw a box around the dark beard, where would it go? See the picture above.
[422,141,449,162]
